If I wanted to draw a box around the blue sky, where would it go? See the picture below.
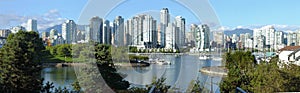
[1,0,300,31]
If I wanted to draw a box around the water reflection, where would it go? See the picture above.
[41,67,77,89]
[41,54,224,92]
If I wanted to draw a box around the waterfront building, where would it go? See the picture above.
[142,15,157,48]
[159,8,170,48]
[174,16,186,48]
[195,24,210,51]
[165,23,176,50]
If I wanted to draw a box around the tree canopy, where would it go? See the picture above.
[220,51,300,92]
[0,31,44,92]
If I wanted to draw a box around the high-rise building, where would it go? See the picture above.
[160,8,170,48]
[41,32,49,41]
[174,16,186,48]
[165,23,176,49]
[62,20,77,44]
[253,25,276,50]
[287,32,297,46]
[89,16,103,43]
[196,24,210,51]
[275,31,284,50]
[114,16,124,46]
[103,20,111,44]
[212,31,224,48]
[297,30,300,46]
[27,19,38,32]
[110,23,116,45]
[142,15,157,48]
[0,29,11,37]
[49,29,58,39]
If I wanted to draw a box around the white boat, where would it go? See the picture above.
[199,55,212,60]
[156,60,171,65]
[212,57,222,61]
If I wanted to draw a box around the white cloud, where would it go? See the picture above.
[0,9,66,32]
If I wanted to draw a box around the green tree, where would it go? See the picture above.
[95,44,130,91]
[71,81,82,93]
[0,31,44,92]
[57,44,72,57]
[146,77,171,93]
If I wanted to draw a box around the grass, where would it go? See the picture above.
[41,55,85,63]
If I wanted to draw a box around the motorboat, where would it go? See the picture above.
[212,57,222,61]
[156,59,171,65]
[199,55,212,60]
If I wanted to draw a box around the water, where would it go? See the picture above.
[41,54,223,92]
[41,66,77,89]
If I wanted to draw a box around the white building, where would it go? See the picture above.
[27,19,38,32]
[278,46,300,66]
[195,24,210,51]
[174,16,186,48]
[10,26,26,33]
[165,23,176,50]
[114,16,124,46]
[212,31,224,48]
[160,8,170,48]
[0,29,11,37]
[287,32,297,46]
[62,20,77,44]
[274,31,285,50]
[253,25,276,51]
[142,15,157,48]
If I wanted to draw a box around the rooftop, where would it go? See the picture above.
[278,46,300,51]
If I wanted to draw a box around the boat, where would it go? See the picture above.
[212,57,222,61]
[156,59,171,65]
[199,55,212,60]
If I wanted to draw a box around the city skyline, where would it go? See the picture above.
[1,0,300,31]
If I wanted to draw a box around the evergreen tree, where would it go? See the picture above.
[0,31,44,92]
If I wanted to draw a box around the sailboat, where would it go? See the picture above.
[199,53,212,60]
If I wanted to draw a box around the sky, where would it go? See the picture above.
[1,0,300,31]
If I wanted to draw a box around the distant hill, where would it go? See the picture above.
[44,24,62,33]
[224,28,253,36]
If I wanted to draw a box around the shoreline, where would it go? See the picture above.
[42,63,87,67]
[200,66,228,76]
[42,62,150,68]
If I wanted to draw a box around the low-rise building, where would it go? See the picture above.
[278,46,300,66]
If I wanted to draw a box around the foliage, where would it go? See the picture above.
[41,81,55,93]
[0,31,44,92]
[129,46,138,53]
[95,44,130,91]
[129,55,149,60]
[146,77,171,93]
[129,77,171,93]
[220,50,300,92]
[71,81,82,92]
